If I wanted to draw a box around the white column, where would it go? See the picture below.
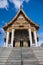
[28,29,32,47]
[11,29,14,47]
[34,31,38,47]
[6,32,9,47]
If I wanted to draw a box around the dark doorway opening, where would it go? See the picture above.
[28,41,30,47]
[13,40,15,47]
[20,41,23,47]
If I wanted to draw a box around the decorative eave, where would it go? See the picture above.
[3,9,40,31]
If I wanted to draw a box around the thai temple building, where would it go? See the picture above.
[0,8,43,65]
[3,9,39,47]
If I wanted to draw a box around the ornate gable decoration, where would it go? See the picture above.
[3,9,39,31]
[18,14,24,19]
[14,14,28,25]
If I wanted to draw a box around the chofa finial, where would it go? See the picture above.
[20,4,22,9]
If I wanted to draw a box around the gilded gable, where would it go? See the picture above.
[3,9,39,31]
[13,14,29,25]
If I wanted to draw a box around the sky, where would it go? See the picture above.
[0,0,43,47]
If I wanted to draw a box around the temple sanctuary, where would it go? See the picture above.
[3,9,39,47]
[0,9,43,65]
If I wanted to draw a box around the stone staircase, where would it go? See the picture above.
[0,47,43,65]
[0,47,12,65]
[5,47,21,65]
[22,47,39,65]
[5,47,39,65]
[33,47,43,65]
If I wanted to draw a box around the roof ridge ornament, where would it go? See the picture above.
[20,5,22,10]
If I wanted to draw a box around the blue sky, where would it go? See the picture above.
[0,0,43,46]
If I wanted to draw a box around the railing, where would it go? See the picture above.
[21,47,23,65]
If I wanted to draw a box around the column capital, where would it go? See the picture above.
[12,28,15,31]
[28,28,31,31]
[28,24,31,29]
[31,27,36,32]
[12,25,15,29]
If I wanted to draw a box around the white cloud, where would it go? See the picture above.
[25,0,30,2]
[0,28,5,34]
[0,0,30,10]
[9,0,30,10]
[0,0,9,10]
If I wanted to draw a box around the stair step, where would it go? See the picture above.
[0,47,43,65]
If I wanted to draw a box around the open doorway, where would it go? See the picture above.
[20,41,23,47]
[13,29,30,47]
[28,40,30,47]
[13,40,15,47]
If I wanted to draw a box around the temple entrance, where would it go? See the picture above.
[20,41,23,47]
[13,29,30,47]
[28,41,30,47]
[13,40,15,47]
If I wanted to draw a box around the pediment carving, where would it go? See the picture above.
[13,14,29,26]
